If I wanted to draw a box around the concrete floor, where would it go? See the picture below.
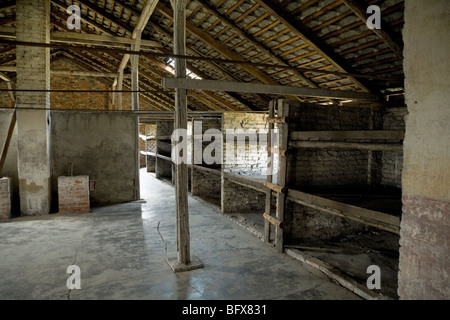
[0,169,360,300]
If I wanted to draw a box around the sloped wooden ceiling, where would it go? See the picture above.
[0,0,405,111]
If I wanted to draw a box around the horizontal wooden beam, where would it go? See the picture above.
[222,172,267,193]
[267,116,288,124]
[264,181,286,193]
[0,66,132,78]
[267,146,287,157]
[287,189,400,234]
[191,164,221,176]
[263,212,283,228]
[51,31,162,48]
[162,78,379,101]
[290,130,405,141]
[0,29,162,48]
[288,140,403,151]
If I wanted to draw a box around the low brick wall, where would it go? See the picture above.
[0,177,12,219]
[58,176,90,214]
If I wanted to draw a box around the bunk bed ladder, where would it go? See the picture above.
[263,100,290,253]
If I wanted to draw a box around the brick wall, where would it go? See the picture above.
[51,58,110,110]
[221,112,268,214]
[57,176,90,214]
[191,118,222,203]
[145,124,157,172]
[139,124,146,168]
[156,121,173,180]
[381,108,406,189]
[222,179,265,214]
[284,200,364,243]
[222,112,268,176]
[0,177,12,219]
[0,82,15,107]
[287,104,375,188]
[191,170,221,205]
[284,101,373,242]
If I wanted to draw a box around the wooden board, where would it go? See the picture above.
[287,189,400,234]
[290,130,404,141]
[289,140,403,151]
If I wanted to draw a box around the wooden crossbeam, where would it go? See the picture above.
[289,140,403,151]
[264,181,286,193]
[263,212,283,228]
[290,130,405,141]
[267,146,287,157]
[287,189,400,234]
[162,78,379,101]
[267,117,288,124]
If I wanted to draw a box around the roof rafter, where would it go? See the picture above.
[254,0,378,95]
[341,0,403,58]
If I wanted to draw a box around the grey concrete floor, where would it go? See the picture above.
[0,169,360,300]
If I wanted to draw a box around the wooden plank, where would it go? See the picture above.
[263,212,283,228]
[264,181,286,193]
[287,189,400,234]
[162,78,379,101]
[290,130,405,141]
[0,109,16,176]
[289,140,403,151]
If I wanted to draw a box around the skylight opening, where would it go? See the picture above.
[166,58,202,80]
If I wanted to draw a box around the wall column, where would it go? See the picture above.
[399,0,450,299]
[15,0,51,215]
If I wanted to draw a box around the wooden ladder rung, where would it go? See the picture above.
[264,181,286,193]
[267,146,288,157]
[263,212,283,228]
[267,117,288,124]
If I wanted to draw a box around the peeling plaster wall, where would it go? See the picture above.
[398,0,450,300]
[51,111,139,207]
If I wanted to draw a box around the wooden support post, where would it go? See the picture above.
[275,99,289,253]
[167,0,202,272]
[117,71,124,110]
[111,77,117,109]
[264,100,275,244]
[173,0,189,265]
[0,107,16,176]
[131,39,141,111]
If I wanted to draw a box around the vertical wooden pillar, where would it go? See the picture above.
[264,101,275,243]
[166,0,202,273]
[172,0,190,265]
[117,71,124,110]
[275,100,289,253]
[131,39,141,111]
